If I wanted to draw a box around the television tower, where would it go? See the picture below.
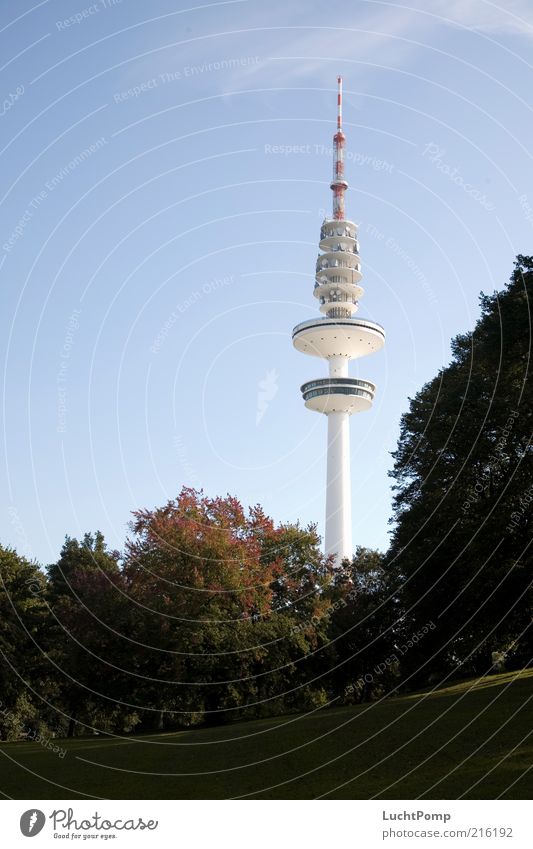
[292,77,385,564]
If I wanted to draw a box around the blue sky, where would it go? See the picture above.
[1,0,532,565]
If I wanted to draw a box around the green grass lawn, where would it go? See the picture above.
[1,669,532,799]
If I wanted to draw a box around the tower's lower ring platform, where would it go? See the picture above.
[292,317,385,359]
[301,377,375,414]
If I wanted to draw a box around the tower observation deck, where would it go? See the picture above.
[292,77,385,564]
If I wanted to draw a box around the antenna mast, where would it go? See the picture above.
[331,75,348,220]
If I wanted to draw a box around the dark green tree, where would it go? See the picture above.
[387,256,532,685]
[0,546,54,739]
[47,532,135,736]
[327,548,399,703]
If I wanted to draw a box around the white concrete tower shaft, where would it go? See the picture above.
[292,77,386,565]
[325,356,352,559]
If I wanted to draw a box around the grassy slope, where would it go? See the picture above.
[1,669,532,800]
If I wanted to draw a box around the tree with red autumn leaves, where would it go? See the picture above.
[121,489,335,726]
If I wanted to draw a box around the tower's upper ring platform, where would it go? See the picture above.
[292,317,385,360]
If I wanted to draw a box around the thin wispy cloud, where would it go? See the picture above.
[216,4,435,91]
[114,1,433,96]
[415,0,533,38]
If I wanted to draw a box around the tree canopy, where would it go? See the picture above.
[388,255,532,682]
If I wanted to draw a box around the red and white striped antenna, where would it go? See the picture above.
[331,75,348,220]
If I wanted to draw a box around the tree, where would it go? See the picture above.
[0,546,53,739]
[327,548,399,703]
[122,489,332,726]
[388,256,532,684]
[47,532,135,736]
